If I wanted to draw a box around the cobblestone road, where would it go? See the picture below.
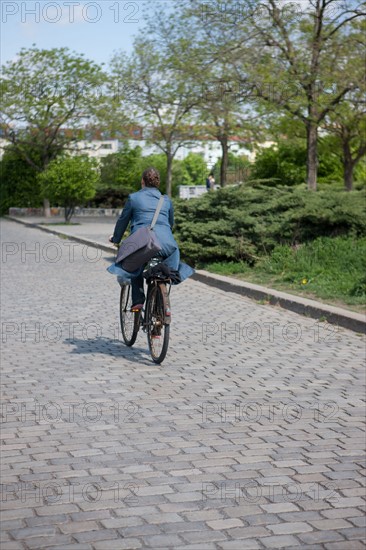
[1,220,365,550]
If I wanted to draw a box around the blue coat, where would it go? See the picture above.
[107,187,194,282]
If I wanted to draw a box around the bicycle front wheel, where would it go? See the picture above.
[146,284,170,364]
[119,285,139,346]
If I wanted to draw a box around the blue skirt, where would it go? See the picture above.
[107,243,195,284]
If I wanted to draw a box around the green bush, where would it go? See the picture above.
[251,142,307,185]
[38,155,99,221]
[173,185,366,266]
[0,147,43,215]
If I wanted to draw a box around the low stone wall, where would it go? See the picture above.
[8,207,121,217]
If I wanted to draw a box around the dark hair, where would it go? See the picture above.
[142,167,160,188]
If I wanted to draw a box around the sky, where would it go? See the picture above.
[1,0,155,66]
[1,1,347,66]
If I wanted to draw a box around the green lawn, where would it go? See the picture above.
[204,236,366,313]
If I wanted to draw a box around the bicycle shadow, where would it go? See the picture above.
[63,336,154,366]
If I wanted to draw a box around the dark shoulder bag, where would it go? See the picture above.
[115,196,164,273]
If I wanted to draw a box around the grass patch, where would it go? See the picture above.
[204,236,366,312]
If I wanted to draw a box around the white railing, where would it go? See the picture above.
[179,185,208,199]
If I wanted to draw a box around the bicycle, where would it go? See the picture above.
[119,258,172,364]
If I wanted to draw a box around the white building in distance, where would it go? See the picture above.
[0,125,274,166]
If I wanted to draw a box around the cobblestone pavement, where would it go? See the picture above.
[11,217,118,246]
[1,219,365,550]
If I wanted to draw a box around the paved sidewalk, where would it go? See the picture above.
[7,215,366,334]
[1,219,365,549]
[5,216,117,250]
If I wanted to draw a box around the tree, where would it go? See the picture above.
[1,46,106,212]
[327,18,366,191]
[110,37,198,197]
[155,0,259,188]
[241,0,364,190]
[197,72,256,187]
[0,146,42,215]
[327,105,366,191]
[319,18,366,190]
[38,156,99,222]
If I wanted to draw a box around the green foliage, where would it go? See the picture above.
[179,153,208,186]
[173,185,366,266]
[0,147,43,215]
[251,140,345,186]
[354,160,366,186]
[110,36,199,196]
[1,46,107,172]
[95,148,200,204]
[251,142,307,185]
[145,154,207,196]
[350,275,366,297]
[99,144,143,191]
[317,136,344,183]
[38,155,99,221]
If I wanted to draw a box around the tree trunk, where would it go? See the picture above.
[342,141,355,192]
[65,206,74,223]
[166,153,173,198]
[220,136,229,187]
[344,161,354,192]
[43,198,51,217]
[306,122,318,191]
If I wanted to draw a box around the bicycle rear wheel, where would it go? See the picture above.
[119,284,139,346]
[146,283,170,364]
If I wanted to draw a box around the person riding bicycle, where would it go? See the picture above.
[108,167,194,310]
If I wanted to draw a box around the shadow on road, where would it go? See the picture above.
[64,336,154,366]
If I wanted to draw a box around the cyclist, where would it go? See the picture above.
[108,167,194,310]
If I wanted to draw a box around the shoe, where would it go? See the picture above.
[151,325,162,338]
[131,304,143,312]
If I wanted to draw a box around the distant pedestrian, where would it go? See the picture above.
[208,174,215,191]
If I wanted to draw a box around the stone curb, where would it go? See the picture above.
[6,215,366,334]
[192,271,366,335]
